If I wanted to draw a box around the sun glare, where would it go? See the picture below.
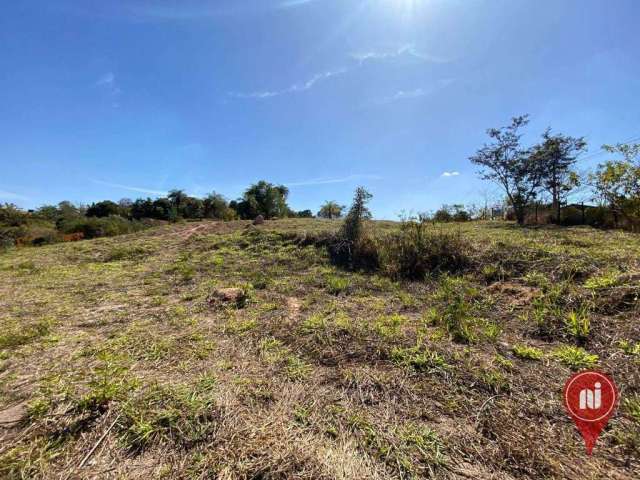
[385,0,423,16]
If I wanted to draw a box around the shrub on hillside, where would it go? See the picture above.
[0,203,29,227]
[433,208,453,223]
[1,224,60,248]
[59,215,146,239]
[325,191,470,278]
[584,206,616,229]
[433,205,471,223]
[377,218,470,280]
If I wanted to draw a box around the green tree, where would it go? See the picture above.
[167,189,188,212]
[590,143,640,228]
[470,115,543,225]
[532,129,586,223]
[234,181,290,219]
[182,197,204,219]
[54,201,83,229]
[86,200,121,218]
[317,201,345,219]
[433,206,452,223]
[203,192,235,220]
[296,209,314,218]
[34,205,60,222]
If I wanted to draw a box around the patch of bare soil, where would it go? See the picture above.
[486,281,540,308]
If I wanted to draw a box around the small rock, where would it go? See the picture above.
[253,215,265,225]
[0,402,27,427]
[211,288,247,306]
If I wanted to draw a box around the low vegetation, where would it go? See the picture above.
[0,213,638,479]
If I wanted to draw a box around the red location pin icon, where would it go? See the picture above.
[563,370,618,455]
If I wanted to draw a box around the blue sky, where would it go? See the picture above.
[1,0,639,218]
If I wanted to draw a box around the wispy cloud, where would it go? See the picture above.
[96,72,120,94]
[95,72,121,106]
[230,68,348,99]
[0,189,29,201]
[122,1,319,20]
[231,43,450,102]
[125,4,241,20]
[278,0,320,8]
[381,88,429,103]
[351,44,450,65]
[90,179,166,196]
[285,174,382,187]
[441,171,460,177]
[374,79,455,105]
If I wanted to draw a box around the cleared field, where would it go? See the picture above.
[0,219,638,479]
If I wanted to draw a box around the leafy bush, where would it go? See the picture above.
[584,206,616,229]
[0,203,29,226]
[0,224,59,248]
[560,206,584,226]
[433,208,452,223]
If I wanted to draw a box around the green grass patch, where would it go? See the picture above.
[119,381,218,450]
[512,344,543,360]
[391,345,448,372]
[584,270,620,290]
[0,317,54,349]
[325,274,351,295]
[552,345,598,369]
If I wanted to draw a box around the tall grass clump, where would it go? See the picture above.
[328,187,379,270]
[377,215,470,280]
[428,275,479,343]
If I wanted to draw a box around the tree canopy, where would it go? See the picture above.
[317,201,345,219]
[531,128,586,222]
[234,181,290,219]
[470,115,544,225]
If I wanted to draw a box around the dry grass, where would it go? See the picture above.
[0,219,638,479]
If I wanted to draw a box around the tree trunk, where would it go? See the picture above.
[515,206,526,225]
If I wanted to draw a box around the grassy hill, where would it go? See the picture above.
[0,219,638,479]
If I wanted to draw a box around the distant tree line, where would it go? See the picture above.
[0,180,326,248]
[4,128,640,250]
[85,182,310,222]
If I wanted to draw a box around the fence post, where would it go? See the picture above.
[581,202,585,225]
